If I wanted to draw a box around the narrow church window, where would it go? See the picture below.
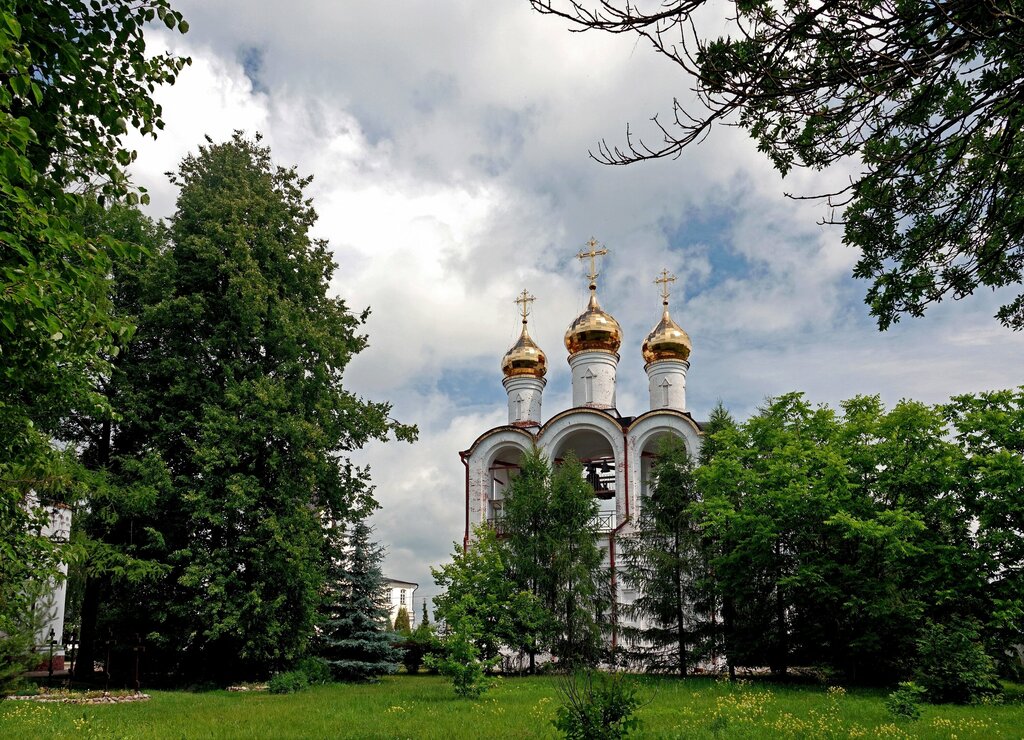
[659,378,671,407]
[515,393,525,420]
[583,368,596,404]
[400,590,406,606]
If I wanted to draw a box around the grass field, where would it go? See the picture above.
[1,675,1021,739]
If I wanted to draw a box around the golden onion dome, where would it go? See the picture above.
[564,288,622,355]
[501,322,547,378]
[642,305,692,365]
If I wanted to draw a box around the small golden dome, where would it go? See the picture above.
[502,322,547,378]
[565,289,622,355]
[642,305,692,364]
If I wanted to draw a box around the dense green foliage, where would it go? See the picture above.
[428,608,498,698]
[267,670,308,695]
[531,1,1024,329]
[2,676,1022,738]
[318,519,402,682]
[885,682,926,722]
[0,0,187,680]
[398,622,440,675]
[694,390,1024,691]
[432,525,531,666]
[914,620,1001,704]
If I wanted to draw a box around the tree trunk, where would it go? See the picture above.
[74,575,101,682]
[674,530,687,677]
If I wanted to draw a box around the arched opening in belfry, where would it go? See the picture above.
[551,427,617,532]
[487,444,526,534]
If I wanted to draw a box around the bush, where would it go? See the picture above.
[426,613,497,698]
[400,623,440,675]
[885,681,926,721]
[914,619,1001,704]
[553,670,641,739]
[268,670,309,694]
[296,656,332,685]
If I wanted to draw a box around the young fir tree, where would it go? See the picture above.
[548,454,605,668]
[501,450,557,671]
[319,517,401,681]
[501,450,606,670]
[620,436,702,675]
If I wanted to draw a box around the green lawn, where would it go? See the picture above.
[1,675,1021,739]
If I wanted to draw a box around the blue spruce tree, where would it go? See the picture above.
[318,518,400,681]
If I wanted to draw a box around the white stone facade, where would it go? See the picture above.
[569,350,619,409]
[645,358,689,411]
[382,578,418,628]
[503,375,546,425]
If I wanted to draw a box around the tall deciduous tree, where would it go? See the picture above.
[56,201,173,680]
[0,0,188,684]
[318,518,401,681]
[620,437,702,675]
[696,392,1006,685]
[432,525,523,665]
[530,1,1024,329]
[945,387,1024,677]
[102,133,414,680]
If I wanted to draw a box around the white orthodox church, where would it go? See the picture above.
[459,241,702,647]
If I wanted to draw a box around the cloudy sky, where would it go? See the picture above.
[128,1,1023,606]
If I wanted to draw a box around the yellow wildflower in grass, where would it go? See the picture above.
[873,723,914,738]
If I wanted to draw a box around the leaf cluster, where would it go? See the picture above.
[531,0,1024,328]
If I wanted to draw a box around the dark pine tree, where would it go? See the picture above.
[318,518,401,681]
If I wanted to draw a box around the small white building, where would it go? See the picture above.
[26,497,73,670]
[382,578,418,629]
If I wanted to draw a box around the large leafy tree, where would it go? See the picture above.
[945,387,1024,676]
[55,201,173,680]
[101,133,414,681]
[697,392,1005,683]
[531,1,1024,329]
[0,0,187,682]
[431,525,545,669]
[620,436,703,675]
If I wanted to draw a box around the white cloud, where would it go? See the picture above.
[127,2,1024,592]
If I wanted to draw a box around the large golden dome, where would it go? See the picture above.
[565,289,622,355]
[642,306,691,364]
[502,322,547,378]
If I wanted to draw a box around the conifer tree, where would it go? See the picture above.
[393,607,411,634]
[318,518,401,681]
[502,450,604,669]
[620,437,702,675]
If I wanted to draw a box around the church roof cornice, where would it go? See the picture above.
[627,408,703,435]
[460,424,537,459]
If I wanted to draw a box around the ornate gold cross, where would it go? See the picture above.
[655,268,676,305]
[577,237,608,288]
[515,289,535,323]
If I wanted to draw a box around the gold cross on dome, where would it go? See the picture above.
[576,237,608,288]
[655,268,676,305]
[515,289,535,323]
